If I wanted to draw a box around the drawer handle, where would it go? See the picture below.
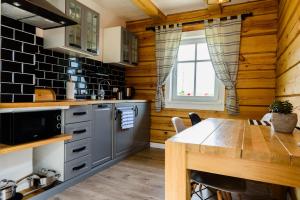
[72,146,86,153]
[73,129,87,134]
[73,112,87,116]
[72,163,86,171]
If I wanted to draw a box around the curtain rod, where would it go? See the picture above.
[145,12,253,32]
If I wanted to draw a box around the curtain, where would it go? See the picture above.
[155,24,182,112]
[205,16,242,115]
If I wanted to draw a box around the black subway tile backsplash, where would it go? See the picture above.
[1,16,22,29]
[38,79,52,87]
[0,16,126,102]
[36,36,43,46]
[14,51,35,65]
[0,94,13,102]
[15,30,35,44]
[23,64,36,74]
[14,94,34,102]
[1,37,22,51]
[14,73,34,84]
[1,26,14,39]
[1,60,22,72]
[23,43,39,54]
[1,83,22,94]
[23,23,36,35]
[1,72,13,82]
[22,84,35,94]
[38,62,52,71]
[45,56,58,65]
[1,49,13,61]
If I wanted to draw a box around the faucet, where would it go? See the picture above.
[98,79,111,100]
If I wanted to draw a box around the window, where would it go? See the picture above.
[165,30,225,111]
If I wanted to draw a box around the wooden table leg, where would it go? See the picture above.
[165,141,190,200]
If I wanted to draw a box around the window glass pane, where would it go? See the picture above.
[176,63,195,96]
[197,43,210,60]
[178,44,195,61]
[196,62,215,96]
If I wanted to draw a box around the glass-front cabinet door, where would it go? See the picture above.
[131,34,138,65]
[66,0,82,49]
[121,28,130,63]
[85,9,99,54]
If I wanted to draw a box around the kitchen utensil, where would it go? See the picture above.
[35,88,56,102]
[26,170,60,188]
[117,91,123,100]
[8,193,23,200]
[37,169,61,187]
[0,179,17,200]
[125,87,135,99]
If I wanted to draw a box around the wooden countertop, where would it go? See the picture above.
[0,134,72,155]
[0,99,148,109]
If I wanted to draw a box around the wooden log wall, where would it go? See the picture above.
[276,0,300,127]
[125,0,278,144]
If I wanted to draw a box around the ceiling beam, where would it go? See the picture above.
[131,0,166,21]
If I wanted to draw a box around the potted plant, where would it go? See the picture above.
[269,100,298,133]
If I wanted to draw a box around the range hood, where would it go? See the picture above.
[1,0,77,29]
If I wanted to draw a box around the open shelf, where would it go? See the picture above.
[0,134,72,155]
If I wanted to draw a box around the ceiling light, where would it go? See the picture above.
[207,0,231,5]
[12,2,21,7]
[60,21,66,25]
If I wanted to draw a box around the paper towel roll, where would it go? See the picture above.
[66,80,75,100]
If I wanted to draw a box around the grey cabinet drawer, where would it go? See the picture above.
[65,155,91,181]
[65,106,92,124]
[65,138,91,162]
[65,121,92,142]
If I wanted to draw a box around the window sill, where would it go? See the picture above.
[165,100,224,111]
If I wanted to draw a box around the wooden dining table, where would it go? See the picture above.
[165,118,300,200]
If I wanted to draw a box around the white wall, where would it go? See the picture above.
[38,0,126,61]
[0,149,33,182]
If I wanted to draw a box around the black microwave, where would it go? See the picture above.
[0,110,62,145]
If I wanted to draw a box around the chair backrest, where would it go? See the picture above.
[189,112,201,126]
[171,117,186,134]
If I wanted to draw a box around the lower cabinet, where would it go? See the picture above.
[134,103,150,148]
[64,105,92,181]
[64,155,92,180]
[114,103,150,158]
[114,103,135,158]
[63,103,149,181]
[92,104,113,167]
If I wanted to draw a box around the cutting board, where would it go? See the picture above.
[35,88,56,102]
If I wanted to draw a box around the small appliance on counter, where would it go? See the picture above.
[125,87,135,99]
[0,110,62,145]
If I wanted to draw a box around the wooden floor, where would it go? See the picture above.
[49,148,286,200]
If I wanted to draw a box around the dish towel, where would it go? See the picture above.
[118,107,135,129]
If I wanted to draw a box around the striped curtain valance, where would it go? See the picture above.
[205,16,242,115]
[155,24,182,112]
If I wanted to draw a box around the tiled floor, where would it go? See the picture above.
[49,148,287,200]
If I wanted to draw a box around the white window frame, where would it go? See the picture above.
[165,31,225,111]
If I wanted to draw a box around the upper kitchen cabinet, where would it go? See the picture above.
[103,26,138,67]
[44,0,100,57]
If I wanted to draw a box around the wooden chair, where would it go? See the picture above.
[172,117,246,200]
[189,112,202,126]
